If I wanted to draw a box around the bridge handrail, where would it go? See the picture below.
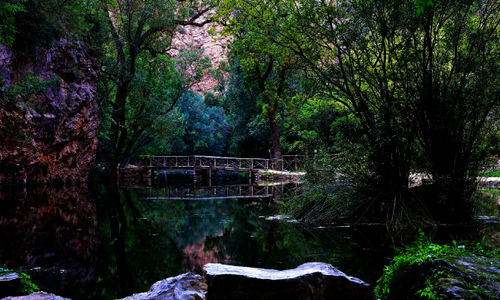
[138,155,270,170]
[137,154,336,172]
[138,155,269,161]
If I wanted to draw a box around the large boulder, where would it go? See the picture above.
[118,272,207,300]
[204,262,376,300]
[0,38,100,184]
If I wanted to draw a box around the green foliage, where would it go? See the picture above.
[282,93,344,154]
[481,170,500,177]
[19,272,39,294]
[0,74,59,147]
[222,61,270,157]
[5,0,105,53]
[216,1,305,159]
[0,267,39,294]
[254,0,500,224]
[375,230,500,300]
[0,0,26,46]
[169,92,229,156]
[0,74,59,107]
[95,0,214,175]
[414,0,437,15]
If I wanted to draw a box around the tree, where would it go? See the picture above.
[98,0,213,181]
[217,1,301,163]
[233,0,500,223]
[0,0,26,46]
[169,92,230,156]
[100,46,211,168]
[304,0,500,223]
[221,61,271,158]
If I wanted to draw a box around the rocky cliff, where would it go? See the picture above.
[169,22,229,94]
[0,39,100,184]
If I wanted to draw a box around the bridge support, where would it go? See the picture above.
[118,168,152,185]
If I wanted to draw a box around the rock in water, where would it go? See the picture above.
[1,292,71,300]
[118,272,207,300]
[0,273,21,298]
[204,262,376,300]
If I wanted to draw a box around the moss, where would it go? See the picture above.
[0,267,39,295]
[18,272,39,294]
[375,231,500,300]
[482,170,500,177]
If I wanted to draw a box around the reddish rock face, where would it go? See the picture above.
[169,21,229,94]
[0,39,100,184]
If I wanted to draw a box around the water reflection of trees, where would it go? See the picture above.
[2,184,497,299]
[94,185,395,298]
[0,185,98,297]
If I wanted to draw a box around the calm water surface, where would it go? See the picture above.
[0,174,498,299]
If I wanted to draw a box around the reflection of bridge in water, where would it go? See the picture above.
[140,182,299,201]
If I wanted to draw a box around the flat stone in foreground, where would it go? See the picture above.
[0,273,21,298]
[118,272,207,300]
[204,262,376,300]
[1,292,70,300]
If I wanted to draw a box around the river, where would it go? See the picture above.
[0,172,498,299]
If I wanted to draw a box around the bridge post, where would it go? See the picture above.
[193,156,197,185]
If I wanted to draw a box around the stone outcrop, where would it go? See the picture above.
[118,272,207,300]
[0,39,100,184]
[1,291,70,300]
[169,21,228,94]
[0,273,21,298]
[204,262,377,300]
[1,263,377,300]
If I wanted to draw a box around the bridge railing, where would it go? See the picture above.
[139,155,270,170]
[138,154,338,172]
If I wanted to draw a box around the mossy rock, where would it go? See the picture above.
[432,256,500,299]
[377,255,500,299]
[0,268,39,297]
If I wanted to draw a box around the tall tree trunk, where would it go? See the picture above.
[266,97,282,170]
[108,82,130,185]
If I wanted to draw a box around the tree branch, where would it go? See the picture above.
[174,6,212,27]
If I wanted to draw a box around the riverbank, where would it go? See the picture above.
[256,170,305,182]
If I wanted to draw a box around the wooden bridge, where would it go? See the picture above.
[138,155,305,173]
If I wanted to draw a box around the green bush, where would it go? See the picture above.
[0,267,39,295]
[375,231,500,300]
